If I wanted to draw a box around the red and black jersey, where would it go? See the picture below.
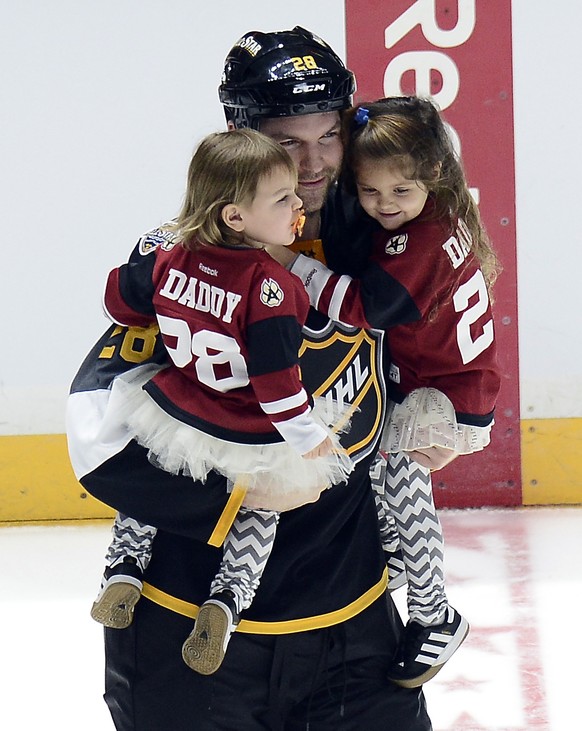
[103,237,330,453]
[67,191,389,627]
[290,201,500,424]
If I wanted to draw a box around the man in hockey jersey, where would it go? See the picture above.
[66,27,433,730]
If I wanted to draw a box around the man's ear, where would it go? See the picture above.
[221,203,244,232]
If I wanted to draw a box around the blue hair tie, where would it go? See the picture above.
[354,106,369,126]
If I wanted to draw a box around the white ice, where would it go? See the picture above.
[1,506,580,730]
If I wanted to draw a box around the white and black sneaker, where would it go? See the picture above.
[385,548,407,592]
[182,590,240,675]
[90,558,143,629]
[388,605,469,688]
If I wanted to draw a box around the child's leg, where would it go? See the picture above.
[209,506,280,612]
[91,512,157,629]
[385,453,447,625]
[370,452,406,591]
[104,512,157,572]
[384,452,469,687]
[182,507,279,675]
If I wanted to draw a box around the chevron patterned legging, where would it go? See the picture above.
[107,508,279,617]
[106,513,157,572]
[210,507,280,614]
[372,452,448,626]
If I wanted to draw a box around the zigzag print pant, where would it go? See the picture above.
[371,452,448,626]
[210,507,279,614]
[106,513,157,572]
[106,509,279,616]
[370,455,400,552]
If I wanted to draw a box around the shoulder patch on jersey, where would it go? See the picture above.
[137,224,179,255]
[385,233,408,255]
[260,278,285,307]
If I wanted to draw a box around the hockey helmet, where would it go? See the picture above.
[219,26,356,129]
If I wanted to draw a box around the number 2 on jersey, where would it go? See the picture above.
[453,269,494,364]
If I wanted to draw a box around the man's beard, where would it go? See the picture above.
[297,168,338,214]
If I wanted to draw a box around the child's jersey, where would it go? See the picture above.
[104,236,326,454]
[289,201,500,425]
[66,187,391,627]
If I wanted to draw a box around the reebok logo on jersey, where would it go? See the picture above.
[385,234,408,255]
[305,268,318,287]
[260,278,284,307]
[199,263,218,277]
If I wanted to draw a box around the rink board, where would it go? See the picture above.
[346,0,522,507]
[0,421,580,522]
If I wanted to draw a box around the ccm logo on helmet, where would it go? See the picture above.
[293,83,327,94]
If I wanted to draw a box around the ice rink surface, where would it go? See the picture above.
[1,505,580,730]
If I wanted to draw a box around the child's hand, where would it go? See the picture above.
[303,436,334,459]
[242,481,326,512]
[408,445,458,471]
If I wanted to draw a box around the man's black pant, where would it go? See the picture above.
[104,593,432,730]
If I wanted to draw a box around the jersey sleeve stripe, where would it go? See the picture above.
[259,388,309,415]
[327,275,353,325]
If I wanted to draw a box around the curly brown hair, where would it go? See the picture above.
[342,97,501,294]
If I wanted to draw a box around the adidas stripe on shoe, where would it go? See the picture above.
[388,605,469,688]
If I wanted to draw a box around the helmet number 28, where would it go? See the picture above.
[291,55,319,71]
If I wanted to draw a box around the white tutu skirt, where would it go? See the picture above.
[111,366,354,497]
[380,387,492,455]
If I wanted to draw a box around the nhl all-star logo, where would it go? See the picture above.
[260,278,284,307]
[385,233,408,255]
[138,225,178,255]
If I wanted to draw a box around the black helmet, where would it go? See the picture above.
[219,26,356,129]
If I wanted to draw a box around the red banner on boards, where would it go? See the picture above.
[345,0,521,506]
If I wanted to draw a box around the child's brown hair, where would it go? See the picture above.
[170,128,297,249]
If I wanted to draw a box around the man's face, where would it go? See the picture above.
[259,112,343,215]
